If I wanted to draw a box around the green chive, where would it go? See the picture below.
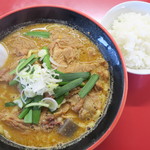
[10,54,36,75]
[42,47,51,69]
[32,107,41,124]
[9,80,18,86]
[24,31,50,38]
[24,109,33,124]
[5,102,17,107]
[79,74,99,98]
[55,78,83,98]
[18,108,30,119]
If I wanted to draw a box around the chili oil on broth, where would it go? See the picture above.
[0,23,110,148]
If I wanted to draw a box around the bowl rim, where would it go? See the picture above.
[101,0,150,24]
[127,68,150,75]
[101,1,150,75]
[102,1,150,16]
[0,5,128,150]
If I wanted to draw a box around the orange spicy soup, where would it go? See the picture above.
[0,23,110,148]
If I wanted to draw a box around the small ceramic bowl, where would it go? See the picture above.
[101,1,150,75]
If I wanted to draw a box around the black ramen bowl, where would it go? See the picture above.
[0,6,128,150]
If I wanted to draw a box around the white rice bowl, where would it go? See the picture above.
[101,1,150,74]
[109,12,150,70]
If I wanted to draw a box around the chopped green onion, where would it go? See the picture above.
[32,107,41,124]
[58,81,68,86]
[25,98,33,105]
[42,47,51,69]
[25,102,49,108]
[9,80,18,86]
[33,95,43,102]
[24,31,50,38]
[24,109,33,124]
[55,92,69,105]
[18,108,30,119]
[9,58,37,85]
[29,58,38,65]
[54,78,84,98]
[19,58,26,64]
[32,95,43,124]
[25,97,58,112]
[79,74,99,98]
[56,95,65,105]
[59,72,90,82]
[10,54,36,75]
[5,102,17,107]
[58,81,85,87]
[55,70,63,74]
[18,96,42,120]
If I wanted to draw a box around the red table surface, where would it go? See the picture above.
[0,0,150,150]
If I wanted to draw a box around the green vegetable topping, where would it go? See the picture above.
[54,70,63,74]
[9,80,18,86]
[55,95,65,105]
[79,74,99,98]
[32,107,41,124]
[54,78,84,98]
[58,81,85,87]
[5,102,17,107]
[32,95,43,124]
[24,31,50,38]
[25,97,58,112]
[24,109,33,124]
[42,47,51,69]
[59,72,90,82]
[18,108,30,119]
[10,54,36,75]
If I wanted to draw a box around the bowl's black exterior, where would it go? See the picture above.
[0,6,125,150]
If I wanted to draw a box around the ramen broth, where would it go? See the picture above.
[0,23,110,148]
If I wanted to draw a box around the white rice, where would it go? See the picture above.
[108,12,150,69]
